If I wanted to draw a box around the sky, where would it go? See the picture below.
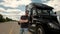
[0,0,60,20]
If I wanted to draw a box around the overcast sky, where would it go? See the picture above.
[0,0,60,20]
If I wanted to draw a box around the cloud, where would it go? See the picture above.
[0,0,20,8]
[0,5,14,10]
[44,0,60,11]
[1,0,60,20]
[0,8,5,12]
[0,0,31,8]
[0,8,22,15]
[0,0,4,3]
[3,11,25,20]
[31,0,50,3]
[19,0,31,5]
[0,8,25,20]
[16,5,25,11]
[6,9,21,13]
[2,9,25,15]
[0,0,30,20]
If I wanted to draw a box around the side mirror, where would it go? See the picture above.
[54,12,56,14]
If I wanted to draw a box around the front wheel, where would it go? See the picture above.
[37,26,45,34]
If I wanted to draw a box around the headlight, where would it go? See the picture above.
[48,23,59,29]
[57,16,59,21]
[31,24,36,27]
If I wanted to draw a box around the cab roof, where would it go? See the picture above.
[28,3,54,10]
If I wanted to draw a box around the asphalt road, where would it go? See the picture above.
[0,21,20,34]
[0,21,31,34]
[0,21,60,34]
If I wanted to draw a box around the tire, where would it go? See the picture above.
[37,25,45,34]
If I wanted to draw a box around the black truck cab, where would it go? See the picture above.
[26,3,60,34]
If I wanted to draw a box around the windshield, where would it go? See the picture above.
[37,9,54,15]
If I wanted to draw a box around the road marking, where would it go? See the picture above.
[9,26,14,34]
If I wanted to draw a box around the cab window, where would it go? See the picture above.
[42,10,49,14]
[37,9,42,15]
[32,8,37,16]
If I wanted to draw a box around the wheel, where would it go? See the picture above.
[37,25,45,34]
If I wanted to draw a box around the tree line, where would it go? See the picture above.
[0,14,13,22]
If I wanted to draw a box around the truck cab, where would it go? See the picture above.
[26,3,60,34]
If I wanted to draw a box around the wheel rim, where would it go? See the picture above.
[38,28,43,34]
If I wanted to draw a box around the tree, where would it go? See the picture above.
[0,14,14,22]
[6,17,13,21]
[0,14,5,22]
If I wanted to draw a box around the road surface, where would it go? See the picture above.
[0,21,60,34]
[0,21,31,34]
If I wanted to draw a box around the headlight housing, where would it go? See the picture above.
[57,16,59,22]
[31,24,36,27]
[48,23,59,29]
